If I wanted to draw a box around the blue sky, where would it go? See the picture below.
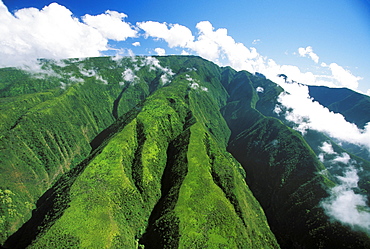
[1,0,370,94]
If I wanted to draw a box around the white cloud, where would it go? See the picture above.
[0,2,110,68]
[328,63,362,89]
[132,41,141,47]
[298,46,319,63]
[189,82,199,89]
[154,48,166,56]
[256,86,264,93]
[79,67,97,77]
[332,153,351,164]
[181,50,190,55]
[190,21,260,70]
[160,74,170,85]
[0,2,364,93]
[321,166,370,233]
[122,68,137,83]
[252,39,260,45]
[320,142,336,155]
[82,10,137,41]
[318,148,370,233]
[137,21,194,48]
[275,82,370,149]
[200,86,209,92]
[95,74,108,85]
[138,20,363,92]
[0,2,137,69]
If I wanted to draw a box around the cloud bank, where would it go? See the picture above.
[316,142,370,233]
[274,82,370,149]
[321,164,370,232]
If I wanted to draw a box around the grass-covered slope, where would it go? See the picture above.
[2,55,370,248]
[4,63,279,248]
[0,56,174,243]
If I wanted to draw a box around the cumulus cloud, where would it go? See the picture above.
[0,2,104,67]
[275,82,370,149]
[138,19,363,92]
[298,46,319,63]
[154,48,166,56]
[0,1,136,68]
[0,1,364,92]
[181,50,190,55]
[137,21,194,48]
[82,10,137,41]
[191,21,260,70]
[132,42,141,47]
[185,74,208,92]
[138,20,260,70]
[327,63,362,89]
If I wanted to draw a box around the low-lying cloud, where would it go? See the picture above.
[275,82,370,150]
[318,143,370,233]
[321,165,370,233]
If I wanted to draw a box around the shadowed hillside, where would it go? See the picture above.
[1,55,369,248]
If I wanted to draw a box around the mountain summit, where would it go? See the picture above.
[1,56,369,248]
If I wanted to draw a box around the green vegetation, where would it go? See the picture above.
[1,55,369,248]
[5,67,279,248]
[222,69,370,248]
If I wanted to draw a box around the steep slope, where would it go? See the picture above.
[4,59,279,248]
[0,56,172,243]
[308,85,370,129]
[307,85,370,161]
[1,55,370,248]
[221,69,370,248]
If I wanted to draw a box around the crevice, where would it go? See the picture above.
[139,112,193,249]
[112,83,130,120]
[9,114,26,131]
[3,153,91,249]
[3,104,143,249]
[131,120,146,195]
[204,133,247,228]
[90,101,143,152]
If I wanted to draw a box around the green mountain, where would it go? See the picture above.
[0,56,369,248]
[308,85,370,129]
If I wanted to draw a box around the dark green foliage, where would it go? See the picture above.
[0,56,162,243]
[223,71,370,248]
[0,68,61,97]
[1,55,370,248]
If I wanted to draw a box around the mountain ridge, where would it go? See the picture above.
[1,55,369,248]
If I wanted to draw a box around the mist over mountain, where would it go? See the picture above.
[1,55,369,248]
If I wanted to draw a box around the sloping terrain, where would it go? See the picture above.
[0,55,369,248]
[308,85,370,129]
